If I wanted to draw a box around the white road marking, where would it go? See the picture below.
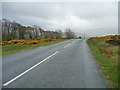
[64,43,71,48]
[64,40,76,48]
[3,51,59,87]
[71,41,75,44]
[72,40,78,43]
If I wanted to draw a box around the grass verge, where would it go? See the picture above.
[2,39,66,56]
[87,38,118,88]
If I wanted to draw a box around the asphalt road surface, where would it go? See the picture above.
[2,39,108,88]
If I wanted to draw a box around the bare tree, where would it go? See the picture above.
[2,19,76,41]
[65,28,76,39]
[56,29,63,38]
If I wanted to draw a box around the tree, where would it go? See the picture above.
[2,19,11,40]
[56,30,63,38]
[2,19,77,41]
[65,28,76,39]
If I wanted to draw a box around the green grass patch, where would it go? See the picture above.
[2,39,66,56]
[87,38,118,88]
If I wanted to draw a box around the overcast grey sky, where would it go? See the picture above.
[2,0,118,37]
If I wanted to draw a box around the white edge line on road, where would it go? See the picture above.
[3,51,59,87]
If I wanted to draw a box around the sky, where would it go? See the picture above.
[2,0,119,37]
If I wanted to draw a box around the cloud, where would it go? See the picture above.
[2,0,119,2]
[2,2,118,37]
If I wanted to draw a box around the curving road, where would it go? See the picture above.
[2,39,108,88]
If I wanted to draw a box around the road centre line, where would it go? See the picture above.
[64,40,76,48]
[71,40,76,44]
[64,43,71,48]
[3,51,59,87]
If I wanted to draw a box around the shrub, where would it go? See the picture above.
[31,40,39,44]
[1,38,63,45]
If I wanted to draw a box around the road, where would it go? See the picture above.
[2,39,108,88]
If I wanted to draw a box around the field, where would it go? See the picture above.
[87,35,119,88]
[1,38,65,56]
